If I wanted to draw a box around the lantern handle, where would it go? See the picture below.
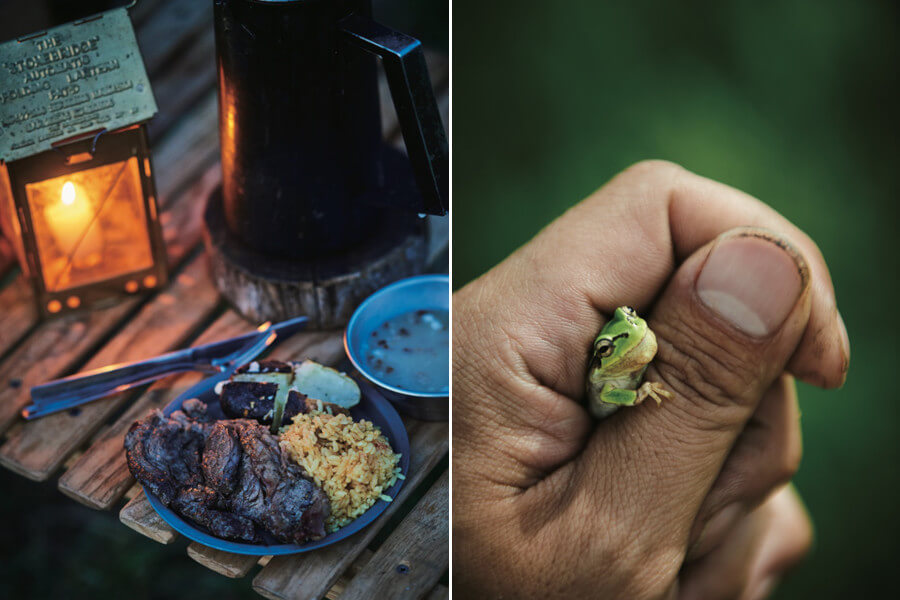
[49,128,106,160]
[90,129,107,155]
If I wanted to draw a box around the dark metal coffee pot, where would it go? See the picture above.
[214,0,448,259]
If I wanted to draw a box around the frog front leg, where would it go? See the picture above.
[635,381,673,406]
[590,383,671,419]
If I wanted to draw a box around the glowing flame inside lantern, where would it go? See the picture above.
[44,180,102,272]
[15,154,164,304]
[61,181,75,205]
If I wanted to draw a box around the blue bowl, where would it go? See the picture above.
[144,371,410,555]
[344,274,449,421]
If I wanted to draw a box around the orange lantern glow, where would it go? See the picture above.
[0,8,167,318]
[0,125,167,317]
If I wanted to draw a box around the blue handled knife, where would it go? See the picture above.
[22,315,308,420]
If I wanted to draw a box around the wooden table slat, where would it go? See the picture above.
[252,420,448,600]
[58,313,346,510]
[339,471,448,600]
[0,254,221,480]
[0,93,220,440]
[0,147,221,465]
[323,549,373,600]
[0,300,138,439]
[129,0,169,27]
[0,5,450,590]
[57,311,246,509]
[426,584,449,600]
[0,278,38,360]
[187,542,261,579]
[119,492,179,545]
[151,91,220,205]
[148,24,217,139]
[136,0,212,76]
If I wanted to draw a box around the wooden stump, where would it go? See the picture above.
[202,187,427,329]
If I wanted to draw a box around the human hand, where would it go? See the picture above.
[452,161,849,599]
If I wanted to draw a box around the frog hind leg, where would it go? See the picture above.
[588,387,633,418]
[590,399,622,419]
[590,383,672,418]
[599,387,640,406]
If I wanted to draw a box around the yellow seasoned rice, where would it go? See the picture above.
[279,411,401,532]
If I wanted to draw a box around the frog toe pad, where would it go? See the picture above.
[636,381,672,406]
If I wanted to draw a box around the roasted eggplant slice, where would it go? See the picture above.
[218,359,360,430]
[219,381,307,425]
[230,360,294,432]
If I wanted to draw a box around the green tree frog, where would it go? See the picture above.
[586,306,673,418]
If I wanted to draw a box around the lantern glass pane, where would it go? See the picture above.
[0,165,29,275]
[25,157,154,293]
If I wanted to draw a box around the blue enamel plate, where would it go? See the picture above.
[144,371,410,555]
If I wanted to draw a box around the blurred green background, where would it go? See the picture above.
[454,0,899,597]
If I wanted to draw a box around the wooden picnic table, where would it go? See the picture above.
[0,1,449,598]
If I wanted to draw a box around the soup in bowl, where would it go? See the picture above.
[344,275,449,420]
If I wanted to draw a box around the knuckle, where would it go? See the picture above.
[796,513,815,557]
[729,451,802,510]
[773,487,815,567]
[774,437,803,486]
[621,159,685,181]
[604,160,687,204]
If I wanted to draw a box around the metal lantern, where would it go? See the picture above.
[0,7,166,318]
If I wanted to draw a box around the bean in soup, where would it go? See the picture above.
[362,309,449,393]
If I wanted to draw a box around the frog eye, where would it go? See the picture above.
[623,306,636,315]
[595,339,614,358]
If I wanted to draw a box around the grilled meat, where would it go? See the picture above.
[123,402,209,505]
[174,485,258,542]
[124,400,330,544]
[208,419,330,542]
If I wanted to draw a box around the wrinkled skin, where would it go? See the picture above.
[453,161,849,599]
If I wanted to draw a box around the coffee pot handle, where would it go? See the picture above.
[340,14,448,216]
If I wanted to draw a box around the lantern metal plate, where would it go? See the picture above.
[0,8,157,162]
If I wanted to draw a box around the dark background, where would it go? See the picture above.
[454,0,899,598]
[0,0,447,598]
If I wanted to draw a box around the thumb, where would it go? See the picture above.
[576,228,811,545]
[647,227,810,449]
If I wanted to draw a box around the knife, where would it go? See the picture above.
[22,315,308,420]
